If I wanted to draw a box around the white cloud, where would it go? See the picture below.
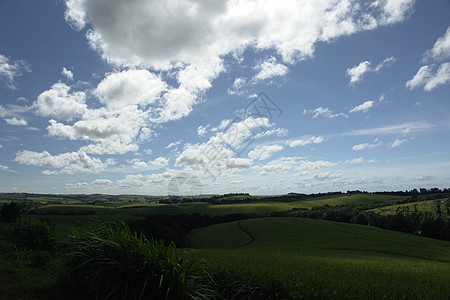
[35,82,87,121]
[117,174,145,188]
[0,54,31,89]
[14,150,112,174]
[345,121,432,136]
[347,57,395,85]
[256,157,336,175]
[304,107,347,119]
[248,144,283,161]
[131,157,169,170]
[92,178,112,186]
[0,165,9,171]
[226,157,252,169]
[228,77,247,95]
[166,141,181,149]
[65,0,412,68]
[176,116,279,173]
[423,26,450,62]
[406,63,450,91]
[95,69,167,109]
[297,160,337,171]
[390,138,408,148]
[345,157,365,164]
[374,56,395,71]
[349,100,374,113]
[63,0,414,125]
[62,67,74,80]
[287,136,324,147]
[253,57,288,81]
[407,27,450,92]
[5,117,27,126]
[347,61,371,85]
[197,125,209,137]
[352,139,382,151]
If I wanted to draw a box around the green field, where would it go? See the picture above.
[24,193,407,234]
[369,198,450,215]
[188,217,450,299]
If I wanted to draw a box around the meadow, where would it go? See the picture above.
[1,192,449,299]
[189,217,450,299]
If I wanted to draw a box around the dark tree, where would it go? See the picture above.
[0,201,22,223]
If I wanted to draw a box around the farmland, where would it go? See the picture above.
[189,217,450,298]
[1,191,450,299]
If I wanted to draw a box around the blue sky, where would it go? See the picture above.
[1,0,449,195]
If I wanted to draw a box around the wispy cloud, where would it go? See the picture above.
[303,107,347,119]
[346,57,395,85]
[344,121,432,136]
[352,139,382,151]
[349,100,374,113]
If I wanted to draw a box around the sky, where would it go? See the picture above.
[0,0,450,196]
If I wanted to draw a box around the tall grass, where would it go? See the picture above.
[64,221,213,300]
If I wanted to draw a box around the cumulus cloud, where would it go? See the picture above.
[0,54,31,89]
[346,57,395,85]
[228,77,247,95]
[253,57,288,81]
[197,125,209,137]
[14,150,113,174]
[5,117,27,126]
[256,157,336,175]
[406,63,450,91]
[347,61,371,85]
[62,67,74,80]
[117,174,145,188]
[57,0,416,162]
[95,69,167,109]
[92,178,112,185]
[423,26,450,62]
[176,116,280,174]
[287,136,323,147]
[35,82,87,121]
[248,144,283,161]
[65,0,413,68]
[131,157,169,170]
[407,27,450,91]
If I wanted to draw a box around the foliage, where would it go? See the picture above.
[64,221,213,300]
[12,217,57,251]
[1,201,22,223]
[277,200,450,241]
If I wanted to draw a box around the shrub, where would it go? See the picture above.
[1,201,22,223]
[64,221,213,300]
[12,217,57,251]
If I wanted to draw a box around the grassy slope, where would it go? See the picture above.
[369,198,449,215]
[29,194,405,233]
[189,217,450,299]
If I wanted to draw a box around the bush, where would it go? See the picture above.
[1,201,22,223]
[12,217,57,251]
[64,221,213,300]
